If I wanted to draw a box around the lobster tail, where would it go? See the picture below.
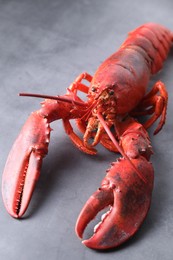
[122,23,172,74]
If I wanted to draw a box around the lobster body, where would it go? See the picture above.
[90,48,150,114]
[2,23,173,250]
[88,23,172,114]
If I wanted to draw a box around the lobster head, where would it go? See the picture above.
[88,82,117,118]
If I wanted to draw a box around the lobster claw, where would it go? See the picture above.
[2,111,51,218]
[76,156,154,249]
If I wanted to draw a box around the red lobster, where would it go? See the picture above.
[2,23,173,249]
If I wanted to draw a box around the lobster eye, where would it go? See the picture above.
[109,89,114,95]
[91,86,97,92]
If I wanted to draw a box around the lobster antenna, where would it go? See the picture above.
[19,93,86,107]
[97,112,147,184]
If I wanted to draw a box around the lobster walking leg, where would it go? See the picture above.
[142,81,168,134]
[63,72,94,152]
[63,118,97,155]
[67,72,92,95]
[75,117,154,249]
[132,81,168,134]
[76,119,119,152]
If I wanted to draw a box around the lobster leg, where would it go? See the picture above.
[75,117,154,249]
[131,81,168,134]
[99,133,119,152]
[63,72,96,152]
[76,119,119,152]
[63,118,97,155]
[67,72,92,95]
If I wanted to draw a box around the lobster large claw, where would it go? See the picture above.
[75,156,154,249]
[2,111,51,218]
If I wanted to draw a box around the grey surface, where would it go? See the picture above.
[0,0,173,259]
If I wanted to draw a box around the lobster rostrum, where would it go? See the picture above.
[2,23,173,250]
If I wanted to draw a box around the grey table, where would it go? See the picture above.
[0,0,173,259]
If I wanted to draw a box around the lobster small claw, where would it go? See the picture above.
[2,111,51,218]
[75,156,154,249]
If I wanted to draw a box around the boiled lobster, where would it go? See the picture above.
[2,23,173,250]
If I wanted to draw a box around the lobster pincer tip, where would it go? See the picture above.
[76,189,126,250]
[2,150,42,218]
[75,188,115,248]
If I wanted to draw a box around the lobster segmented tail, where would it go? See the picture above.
[122,23,173,74]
